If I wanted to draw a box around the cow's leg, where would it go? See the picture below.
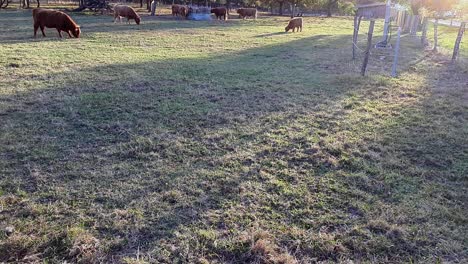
[34,23,39,38]
[67,30,72,38]
[300,25,302,32]
[292,27,295,33]
[40,25,46,37]
[57,29,63,38]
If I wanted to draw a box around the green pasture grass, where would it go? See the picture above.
[427,22,468,57]
[0,7,467,263]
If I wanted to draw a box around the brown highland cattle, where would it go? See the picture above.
[114,5,141,25]
[211,7,228,20]
[237,8,257,19]
[285,17,303,32]
[33,8,80,38]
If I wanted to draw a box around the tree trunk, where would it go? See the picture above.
[290,2,294,18]
[279,1,283,15]
[327,0,335,17]
[140,0,143,8]
[36,0,39,7]
[151,0,156,15]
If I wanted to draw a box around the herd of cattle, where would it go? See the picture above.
[167,5,258,21]
[32,5,303,38]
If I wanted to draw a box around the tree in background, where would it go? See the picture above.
[411,0,460,51]
[326,0,338,16]
[408,0,459,14]
[454,0,468,19]
[278,0,285,14]
[327,0,375,17]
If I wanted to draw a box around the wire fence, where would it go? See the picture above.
[350,18,466,77]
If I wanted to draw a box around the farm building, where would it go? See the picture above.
[356,2,388,19]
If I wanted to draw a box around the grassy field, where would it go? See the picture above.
[0,6,467,263]
[427,22,468,58]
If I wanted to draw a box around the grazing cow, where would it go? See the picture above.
[285,17,303,32]
[172,4,179,16]
[33,8,80,38]
[237,8,257,19]
[172,4,188,18]
[114,5,141,25]
[179,5,189,17]
[211,7,228,20]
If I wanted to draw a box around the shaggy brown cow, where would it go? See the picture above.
[285,17,302,32]
[171,4,180,16]
[179,5,189,17]
[237,8,257,19]
[172,4,188,18]
[33,8,80,38]
[211,7,228,20]
[114,5,141,25]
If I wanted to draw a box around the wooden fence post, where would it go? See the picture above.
[361,20,375,77]
[353,15,358,60]
[410,15,419,36]
[392,27,402,78]
[421,17,428,46]
[452,22,466,62]
[433,18,439,52]
[404,13,411,32]
[381,0,391,43]
[352,16,362,60]
[408,15,414,34]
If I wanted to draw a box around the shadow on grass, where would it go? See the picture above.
[254,31,288,37]
[1,29,467,263]
[0,34,358,260]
